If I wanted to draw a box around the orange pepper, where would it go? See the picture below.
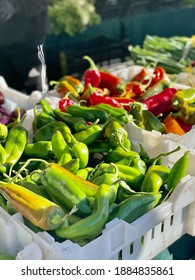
[163,115,185,135]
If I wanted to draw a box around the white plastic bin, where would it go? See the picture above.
[0,207,43,259]
[6,140,194,260]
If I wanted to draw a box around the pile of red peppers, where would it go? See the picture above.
[51,55,195,136]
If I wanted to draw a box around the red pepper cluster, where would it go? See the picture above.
[56,56,176,118]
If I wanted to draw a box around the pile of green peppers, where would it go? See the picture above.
[0,99,190,245]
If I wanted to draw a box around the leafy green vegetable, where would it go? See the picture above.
[128,35,195,74]
[48,0,101,36]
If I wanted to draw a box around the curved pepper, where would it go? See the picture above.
[65,104,107,123]
[24,141,54,160]
[104,146,139,163]
[39,99,54,117]
[0,144,7,165]
[172,88,195,110]
[53,108,88,132]
[0,181,65,230]
[33,121,71,143]
[83,55,101,90]
[116,164,145,191]
[33,110,56,132]
[94,103,133,125]
[109,192,162,223]
[173,104,195,125]
[167,150,190,191]
[4,123,28,171]
[73,120,103,146]
[51,130,72,161]
[62,158,80,174]
[104,120,129,151]
[66,133,89,169]
[163,115,185,135]
[142,87,177,116]
[40,163,94,217]
[55,184,116,243]
[141,165,170,192]
[142,110,166,133]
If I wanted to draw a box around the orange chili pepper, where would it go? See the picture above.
[163,115,185,135]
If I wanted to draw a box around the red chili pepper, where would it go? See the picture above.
[99,71,124,95]
[131,68,148,82]
[176,118,192,133]
[88,91,123,108]
[113,97,135,111]
[83,56,101,90]
[83,55,124,95]
[143,66,166,89]
[59,98,74,112]
[81,84,109,101]
[142,87,177,116]
[122,79,152,99]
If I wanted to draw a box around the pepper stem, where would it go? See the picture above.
[150,145,181,165]
[83,55,98,70]
[9,158,48,183]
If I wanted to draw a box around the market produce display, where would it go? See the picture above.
[0,94,191,246]
[0,40,195,259]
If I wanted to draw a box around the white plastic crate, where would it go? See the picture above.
[126,121,195,150]
[0,76,61,112]
[10,173,195,260]
[3,139,193,260]
[0,207,43,259]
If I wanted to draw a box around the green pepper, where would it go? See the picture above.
[40,163,93,217]
[53,109,89,132]
[62,158,80,174]
[88,140,111,154]
[114,157,133,166]
[39,99,54,117]
[0,123,8,140]
[129,102,144,128]
[116,164,145,191]
[33,109,56,132]
[73,121,103,146]
[104,146,139,163]
[33,121,71,143]
[142,110,166,133]
[167,150,190,191]
[4,123,28,171]
[130,157,147,174]
[173,104,195,125]
[17,175,49,198]
[0,181,65,230]
[0,143,7,165]
[172,88,195,110]
[51,130,72,161]
[65,104,107,123]
[109,192,162,223]
[93,103,132,125]
[141,165,170,192]
[57,153,72,167]
[88,162,118,182]
[104,120,130,151]
[75,168,92,180]
[91,172,118,187]
[24,141,54,160]
[55,184,116,243]
[66,133,89,169]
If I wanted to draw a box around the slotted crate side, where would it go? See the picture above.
[0,207,43,259]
